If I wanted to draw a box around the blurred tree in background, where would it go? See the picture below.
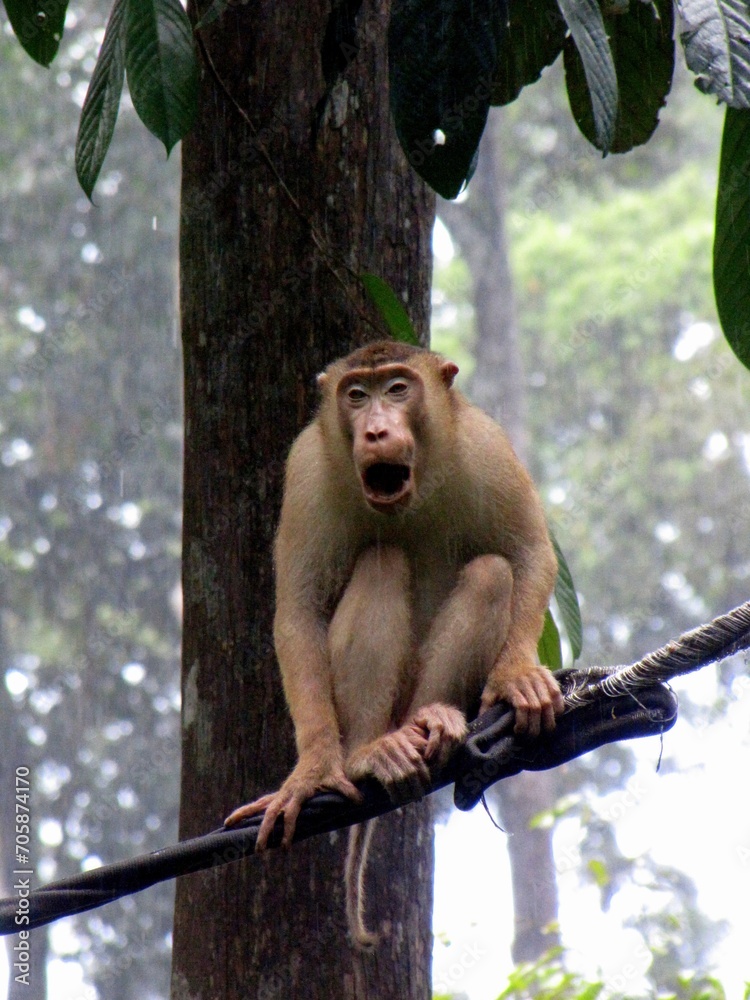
[0,5,181,998]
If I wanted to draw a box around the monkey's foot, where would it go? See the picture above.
[346,725,431,801]
[224,759,361,851]
[480,659,565,737]
[410,703,467,769]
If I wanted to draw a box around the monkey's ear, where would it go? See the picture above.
[316,372,328,392]
[440,361,459,387]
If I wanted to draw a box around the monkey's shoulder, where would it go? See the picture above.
[452,398,549,538]
[277,423,360,550]
[454,401,528,485]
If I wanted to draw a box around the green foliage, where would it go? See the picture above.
[490,0,566,107]
[559,0,618,152]
[74,0,198,196]
[76,0,127,198]
[5,0,750,367]
[495,947,606,1000]
[564,0,674,153]
[714,107,750,368]
[388,0,503,199]
[124,0,198,153]
[361,273,420,344]
[3,0,68,66]
[538,607,563,669]
[678,0,750,108]
[551,534,583,660]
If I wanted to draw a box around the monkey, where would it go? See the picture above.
[225,340,564,947]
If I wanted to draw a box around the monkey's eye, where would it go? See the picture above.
[347,386,368,403]
[386,380,409,397]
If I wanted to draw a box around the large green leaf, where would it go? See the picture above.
[677,0,750,108]
[558,0,618,153]
[538,608,563,671]
[360,274,420,345]
[3,0,68,66]
[714,107,750,370]
[551,533,583,661]
[564,0,674,153]
[76,0,127,199]
[389,0,506,199]
[124,0,199,154]
[490,0,566,107]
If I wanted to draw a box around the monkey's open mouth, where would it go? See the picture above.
[362,463,412,506]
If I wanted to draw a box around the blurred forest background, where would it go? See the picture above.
[1,0,749,997]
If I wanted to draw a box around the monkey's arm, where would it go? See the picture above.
[469,416,564,733]
[225,432,361,847]
[224,597,361,848]
[480,544,564,734]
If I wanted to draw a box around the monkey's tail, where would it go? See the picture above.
[345,819,380,950]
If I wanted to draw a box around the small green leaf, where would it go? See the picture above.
[76,0,127,199]
[564,0,674,153]
[491,0,566,106]
[714,106,750,371]
[551,533,583,661]
[558,0,618,152]
[125,0,199,154]
[389,0,505,199]
[587,858,609,889]
[4,0,68,66]
[677,0,750,109]
[360,274,420,344]
[538,608,563,671]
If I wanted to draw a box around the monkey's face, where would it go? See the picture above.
[336,364,423,514]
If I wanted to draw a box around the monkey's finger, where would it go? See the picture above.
[325,774,364,803]
[511,685,542,737]
[527,671,564,730]
[374,739,430,789]
[281,797,304,849]
[512,704,532,735]
[535,679,564,731]
[224,794,274,828]
[256,798,289,851]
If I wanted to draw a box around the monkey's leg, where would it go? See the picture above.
[404,554,515,764]
[329,544,412,752]
[331,546,433,792]
[411,553,563,739]
[329,545,415,951]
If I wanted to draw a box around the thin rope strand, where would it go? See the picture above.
[564,600,750,709]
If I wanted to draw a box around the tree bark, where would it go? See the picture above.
[172,3,435,998]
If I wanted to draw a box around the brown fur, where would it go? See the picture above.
[225,342,564,948]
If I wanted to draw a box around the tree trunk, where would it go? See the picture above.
[439,112,528,455]
[172,3,435,998]
[439,109,561,964]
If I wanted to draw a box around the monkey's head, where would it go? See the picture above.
[317,341,459,514]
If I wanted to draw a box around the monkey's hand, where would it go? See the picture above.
[411,703,467,769]
[480,659,564,737]
[224,752,362,851]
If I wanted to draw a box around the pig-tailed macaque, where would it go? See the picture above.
[225,340,564,947]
